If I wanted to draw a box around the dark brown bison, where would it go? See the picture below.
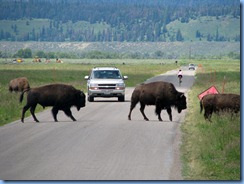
[128,81,187,121]
[9,77,30,92]
[20,84,86,123]
[200,93,240,121]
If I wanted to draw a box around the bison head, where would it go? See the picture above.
[75,91,86,110]
[176,93,187,113]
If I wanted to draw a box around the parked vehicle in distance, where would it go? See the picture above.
[84,67,128,102]
[188,63,195,70]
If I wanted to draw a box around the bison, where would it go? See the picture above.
[20,84,86,123]
[128,81,187,121]
[200,93,240,121]
[9,77,30,92]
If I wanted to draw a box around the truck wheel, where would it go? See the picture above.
[118,96,125,102]
[88,96,94,102]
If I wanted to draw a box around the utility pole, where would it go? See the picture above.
[189,46,191,60]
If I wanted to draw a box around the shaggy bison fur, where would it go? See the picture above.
[9,77,30,92]
[200,93,240,121]
[128,81,187,121]
[20,84,86,122]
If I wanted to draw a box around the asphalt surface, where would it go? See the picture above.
[0,66,196,180]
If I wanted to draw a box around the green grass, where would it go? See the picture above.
[181,59,240,180]
[0,58,177,126]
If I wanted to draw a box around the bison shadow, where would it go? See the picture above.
[90,99,131,103]
[129,119,181,124]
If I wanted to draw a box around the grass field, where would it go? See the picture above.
[0,58,240,180]
[181,59,240,180]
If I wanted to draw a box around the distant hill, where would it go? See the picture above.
[166,16,240,41]
[0,0,240,42]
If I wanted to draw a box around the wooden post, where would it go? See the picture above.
[52,67,57,82]
[222,76,227,93]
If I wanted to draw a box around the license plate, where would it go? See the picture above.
[103,90,111,94]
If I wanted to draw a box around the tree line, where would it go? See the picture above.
[1,48,174,59]
[0,47,239,60]
[0,0,240,42]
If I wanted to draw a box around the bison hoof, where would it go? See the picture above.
[144,118,149,121]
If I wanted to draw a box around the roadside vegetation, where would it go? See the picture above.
[181,59,240,180]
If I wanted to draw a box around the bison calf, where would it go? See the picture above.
[200,93,240,121]
[128,81,187,121]
[20,84,86,123]
[9,77,30,92]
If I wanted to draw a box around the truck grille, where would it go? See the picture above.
[98,84,116,89]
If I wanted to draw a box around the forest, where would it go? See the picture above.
[0,0,240,42]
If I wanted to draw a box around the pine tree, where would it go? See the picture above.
[176,29,184,41]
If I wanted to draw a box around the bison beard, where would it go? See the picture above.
[128,81,187,121]
[19,84,86,122]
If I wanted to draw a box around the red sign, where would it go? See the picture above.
[198,86,219,100]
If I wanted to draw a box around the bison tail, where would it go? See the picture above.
[19,88,30,103]
[200,100,203,114]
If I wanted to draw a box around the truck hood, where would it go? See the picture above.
[89,79,124,84]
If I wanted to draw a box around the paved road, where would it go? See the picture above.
[0,67,196,180]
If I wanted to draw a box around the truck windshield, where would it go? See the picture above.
[91,70,122,79]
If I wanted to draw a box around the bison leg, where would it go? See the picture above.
[155,107,162,121]
[157,113,162,121]
[155,99,163,121]
[128,106,134,120]
[128,100,138,120]
[21,104,30,123]
[52,106,59,122]
[166,107,172,121]
[204,109,212,122]
[140,102,149,121]
[30,104,39,122]
[63,108,76,121]
[9,86,13,92]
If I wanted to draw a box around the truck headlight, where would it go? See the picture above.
[116,83,125,90]
[89,83,99,90]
